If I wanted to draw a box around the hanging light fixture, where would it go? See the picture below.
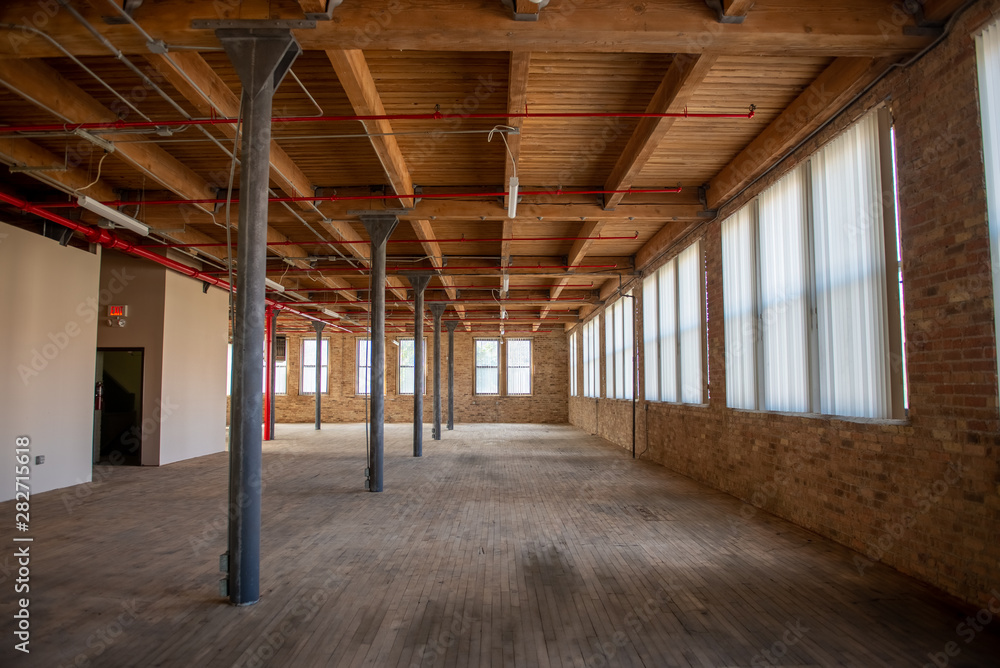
[77,195,149,236]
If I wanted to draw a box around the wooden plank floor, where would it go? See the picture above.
[2,423,999,667]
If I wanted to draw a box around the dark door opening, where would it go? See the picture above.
[94,349,144,466]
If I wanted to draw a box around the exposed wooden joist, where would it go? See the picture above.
[540,220,607,325]
[724,0,756,18]
[707,56,888,210]
[603,53,718,209]
[326,49,414,208]
[921,0,966,23]
[409,217,468,323]
[316,199,708,222]
[634,219,703,272]
[144,52,320,214]
[514,0,542,16]
[0,1,933,58]
[297,0,329,14]
[504,52,531,210]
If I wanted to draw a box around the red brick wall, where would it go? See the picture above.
[230,330,567,425]
[572,2,1000,607]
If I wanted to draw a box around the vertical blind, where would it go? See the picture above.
[506,338,532,395]
[354,338,370,395]
[569,332,578,396]
[811,111,892,417]
[398,337,425,395]
[642,239,704,404]
[758,166,811,412]
[722,206,758,409]
[605,309,615,398]
[977,21,1000,393]
[583,318,600,397]
[302,338,330,395]
[474,339,500,395]
[604,295,634,400]
[721,108,901,418]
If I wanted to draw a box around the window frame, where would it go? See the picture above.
[300,337,330,396]
[505,337,533,396]
[397,336,427,396]
[473,337,501,396]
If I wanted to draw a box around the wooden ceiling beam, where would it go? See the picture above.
[603,53,718,209]
[0,58,215,208]
[0,1,932,57]
[326,49,414,209]
[539,220,607,325]
[144,52,321,214]
[707,56,888,210]
[723,0,755,18]
[921,0,966,23]
[504,52,531,210]
[316,199,708,222]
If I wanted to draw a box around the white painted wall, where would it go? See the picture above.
[0,222,100,502]
[159,270,228,464]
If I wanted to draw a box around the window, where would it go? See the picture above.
[977,22,1000,391]
[301,338,329,395]
[398,337,426,395]
[721,108,904,418]
[274,336,287,395]
[582,317,600,398]
[506,338,532,395]
[642,240,705,404]
[355,338,371,395]
[569,332,578,396]
[605,295,633,399]
[474,339,500,395]
[226,341,280,396]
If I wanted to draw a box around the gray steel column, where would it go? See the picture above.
[404,274,431,456]
[359,215,399,492]
[429,303,446,440]
[268,308,277,441]
[445,320,457,430]
[313,320,325,430]
[217,28,301,607]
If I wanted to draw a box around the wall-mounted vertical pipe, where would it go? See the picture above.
[217,28,300,607]
[313,320,325,430]
[445,320,457,430]
[429,303,446,440]
[404,274,431,456]
[360,215,399,492]
[264,305,274,441]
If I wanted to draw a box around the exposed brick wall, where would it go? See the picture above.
[229,330,567,425]
[571,2,1000,607]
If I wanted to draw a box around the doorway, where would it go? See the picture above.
[93,349,144,466]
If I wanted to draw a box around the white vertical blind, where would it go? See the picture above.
[588,318,600,397]
[302,338,330,395]
[605,310,614,398]
[506,338,532,395]
[474,339,500,395]
[569,332,578,396]
[623,293,634,400]
[354,338,370,395]
[812,110,891,417]
[582,322,592,397]
[722,207,758,409]
[977,21,1000,396]
[758,166,810,412]
[678,241,705,404]
[658,259,679,402]
[643,274,659,401]
[398,337,426,395]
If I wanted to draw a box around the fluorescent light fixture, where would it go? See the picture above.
[502,274,509,294]
[264,278,286,293]
[322,309,340,319]
[507,176,519,218]
[77,195,148,237]
[73,128,115,154]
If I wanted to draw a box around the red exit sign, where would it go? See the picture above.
[108,305,128,317]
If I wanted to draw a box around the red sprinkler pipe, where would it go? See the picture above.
[0,106,755,135]
[139,234,639,249]
[36,186,682,210]
[210,263,617,276]
[0,191,348,330]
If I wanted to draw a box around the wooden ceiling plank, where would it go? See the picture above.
[144,52,320,213]
[603,53,718,209]
[707,56,886,210]
[317,199,707,222]
[921,0,966,23]
[325,49,414,208]
[0,58,215,207]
